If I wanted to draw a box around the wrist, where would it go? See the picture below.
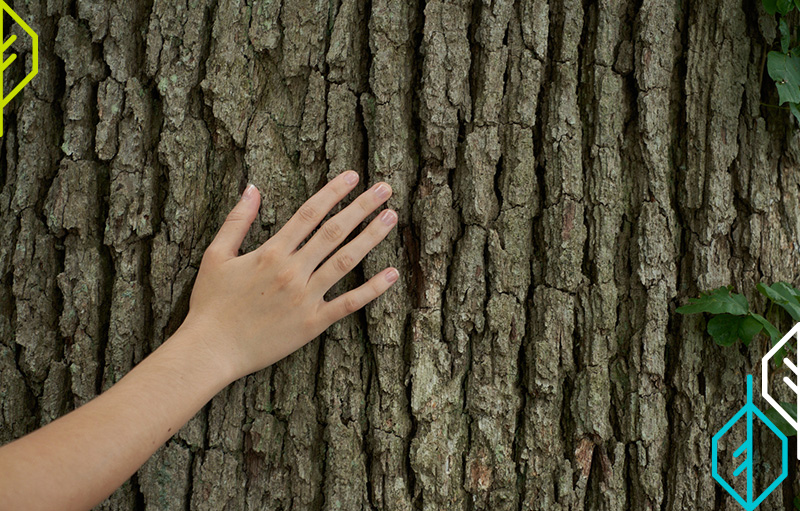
[170,315,241,386]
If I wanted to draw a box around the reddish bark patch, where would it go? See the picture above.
[575,437,595,478]
[470,458,493,491]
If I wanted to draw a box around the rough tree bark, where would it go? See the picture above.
[1,0,799,509]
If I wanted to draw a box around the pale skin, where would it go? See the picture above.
[0,170,398,511]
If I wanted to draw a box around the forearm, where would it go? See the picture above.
[0,172,396,510]
[0,325,235,511]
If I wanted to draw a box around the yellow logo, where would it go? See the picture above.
[0,0,38,137]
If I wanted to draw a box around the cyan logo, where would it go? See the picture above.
[712,375,787,510]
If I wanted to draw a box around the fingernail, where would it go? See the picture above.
[385,268,399,283]
[344,171,359,185]
[380,209,397,225]
[242,183,256,200]
[374,183,391,200]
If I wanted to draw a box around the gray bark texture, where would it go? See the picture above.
[1,0,799,509]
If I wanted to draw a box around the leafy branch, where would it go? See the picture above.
[677,282,800,435]
[674,284,789,347]
[763,0,800,123]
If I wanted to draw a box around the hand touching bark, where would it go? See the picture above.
[182,170,399,380]
[0,170,398,511]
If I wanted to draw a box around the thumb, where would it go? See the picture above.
[209,184,261,258]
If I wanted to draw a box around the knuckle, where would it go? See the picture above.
[274,264,298,288]
[289,288,307,306]
[257,246,279,266]
[343,295,361,315]
[297,203,318,224]
[357,196,373,215]
[333,252,354,274]
[226,207,247,224]
[369,219,388,239]
[320,221,343,243]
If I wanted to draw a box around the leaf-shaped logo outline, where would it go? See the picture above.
[762,321,800,458]
[712,375,788,511]
[0,0,38,137]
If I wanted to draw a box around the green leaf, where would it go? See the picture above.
[757,282,800,321]
[676,286,750,316]
[738,314,764,346]
[794,496,800,510]
[764,0,779,14]
[791,102,800,124]
[781,18,791,54]
[765,402,798,436]
[707,314,763,347]
[750,312,786,364]
[787,283,800,297]
[707,314,742,346]
[795,0,800,9]
[756,283,800,360]
[750,313,781,344]
[778,0,793,14]
[767,51,800,104]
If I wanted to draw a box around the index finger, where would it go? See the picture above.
[269,170,360,253]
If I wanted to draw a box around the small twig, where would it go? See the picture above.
[760,102,791,110]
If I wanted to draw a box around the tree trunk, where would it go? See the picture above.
[1,0,799,509]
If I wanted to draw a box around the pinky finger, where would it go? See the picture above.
[322,267,399,324]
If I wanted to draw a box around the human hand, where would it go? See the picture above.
[181,171,398,381]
